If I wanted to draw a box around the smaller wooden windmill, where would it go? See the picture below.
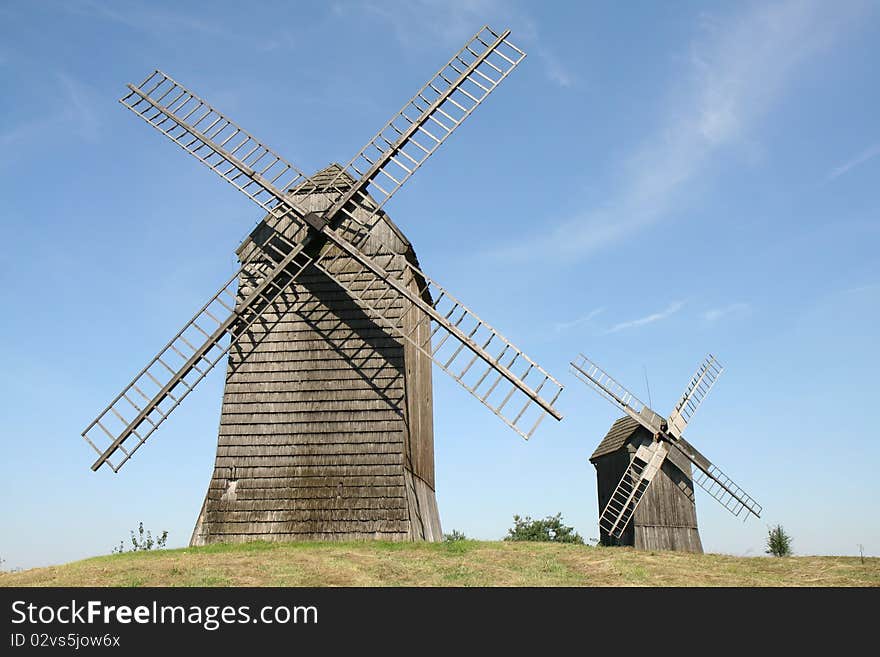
[571,353,761,551]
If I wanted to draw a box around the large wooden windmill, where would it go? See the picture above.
[81,27,564,544]
[570,353,761,551]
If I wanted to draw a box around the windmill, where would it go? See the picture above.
[570,353,761,551]
[81,26,564,544]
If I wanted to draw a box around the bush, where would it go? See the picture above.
[504,513,584,544]
[443,530,467,542]
[765,524,793,557]
[112,522,169,554]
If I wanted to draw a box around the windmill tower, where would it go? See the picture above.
[191,164,442,543]
[81,27,564,544]
[571,354,761,551]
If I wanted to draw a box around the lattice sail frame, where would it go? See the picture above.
[570,355,665,434]
[666,354,723,439]
[312,247,563,439]
[571,353,761,538]
[83,26,563,473]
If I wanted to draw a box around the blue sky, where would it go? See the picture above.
[1,0,878,570]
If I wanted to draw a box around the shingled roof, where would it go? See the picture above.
[590,416,644,461]
[289,162,357,195]
[290,163,414,251]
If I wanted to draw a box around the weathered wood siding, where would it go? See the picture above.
[593,449,635,547]
[191,166,441,545]
[592,424,702,553]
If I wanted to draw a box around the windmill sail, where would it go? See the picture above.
[666,354,723,438]
[599,441,670,538]
[321,26,525,242]
[671,439,762,519]
[574,350,761,541]
[570,355,665,434]
[120,70,311,226]
[85,27,559,472]
[83,244,315,472]
[119,26,525,245]
[312,246,563,438]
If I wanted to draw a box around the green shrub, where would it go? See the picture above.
[504,513,584,544]
[443,530,467,542]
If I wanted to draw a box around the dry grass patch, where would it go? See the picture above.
[1,541,877,587]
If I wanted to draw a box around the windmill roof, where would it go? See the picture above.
[290,163,413,250]
[272,162,432,306]
[589,416,644,461]
[289,162,357,195]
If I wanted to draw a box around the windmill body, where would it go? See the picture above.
[81,28,565,544]
[191,165,441,544]
[590,417,702,552]
[571,354,762,551]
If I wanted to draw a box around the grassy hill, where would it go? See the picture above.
[1,540,877,587]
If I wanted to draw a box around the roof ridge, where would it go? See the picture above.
[289,162,356,195]
[589,415,643,461]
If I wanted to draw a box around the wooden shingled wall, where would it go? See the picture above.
[591,420,703,553]
[190,165,442,544]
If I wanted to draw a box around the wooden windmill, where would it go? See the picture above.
[81,27,564,545]
[570,353,761,551]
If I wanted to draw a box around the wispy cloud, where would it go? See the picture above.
[356,0,502,48]
[345,0,572,88]
[703,302,751,322]
[826,142,880,181]
[492,0,866,264]
[841,281,880,296]
[0,115,58,147]
[58,73,100,141]
[553,307,604,333]
[67,0,232,38]
[1,73,101,148]
[537,48,574,88]
[606,300,685,334]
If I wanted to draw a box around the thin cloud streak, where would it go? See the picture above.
[58,73,100,141]
[605,300,685,334]
[0,114,61,147]
[491,0,867,264]
[537,47,574,88]
[67,0,232,38]
[349,0,572,88]
[703,302,750,322]
[553,307,604,333]
[841,281,880,296]
[826,143,880,181]
[1,73,101,148]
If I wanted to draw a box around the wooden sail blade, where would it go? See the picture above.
[667,354,724,439]
[599,441,670,539]
[83,242,314,472]
[310,240,563,439]
[570,355,665,435]
[670,439,762,519]
[120,70,310,228]
[119,26,524,250]
[92,27,536,466]
[319,26,526,238]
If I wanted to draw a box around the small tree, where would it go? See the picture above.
[112,522,168,554]
[504,513,584,544]
[765,524,793,557]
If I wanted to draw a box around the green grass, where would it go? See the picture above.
[1,540,877,587]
